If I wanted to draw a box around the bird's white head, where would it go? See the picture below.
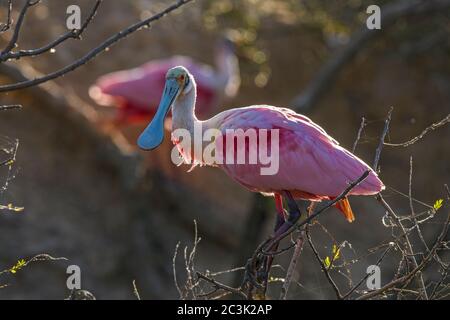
[137,66,195,150]
[166,65,195,95]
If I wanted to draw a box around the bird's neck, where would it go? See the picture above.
[172,85,200,136]
[172,84,218,166]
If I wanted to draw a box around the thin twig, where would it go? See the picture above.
[172,241,183,299]
[0,104,21,111]
[384,114,450,147]
[0,1,102,62]
[1,0,41,55]
[373,107,393,171]
[0,254,67,276]
[352,116,366,153]
[409,156,430,251]
[0,155,14,167]
[183,220,201,299]
[376,195,429,299]
[0,0,13,33]
[196,272,247,299]
[306,228,342,299]
[388,186,434,210]
[279,233,304,299]
[208,267,245,277]
[430,267,449,299]
[358,209,450,300]
[341,246,392,299]
[132,280,141,300]
[0,0,194,92]
[372,108,430,299]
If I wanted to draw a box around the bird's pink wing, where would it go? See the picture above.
[90,56,218,116]
[215,106,384,198]
[91,64,166,109]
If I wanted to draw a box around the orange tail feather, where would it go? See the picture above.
[334,197,355,223]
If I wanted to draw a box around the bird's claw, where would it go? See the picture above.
[242,258,264,290]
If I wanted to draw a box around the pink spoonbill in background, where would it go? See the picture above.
[137,66,384,282]
[89,38,240,125]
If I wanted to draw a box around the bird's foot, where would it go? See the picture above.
[242,258,265,299]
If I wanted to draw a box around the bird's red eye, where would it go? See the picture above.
[179,75,185,81]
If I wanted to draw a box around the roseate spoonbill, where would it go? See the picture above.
[137,66,384,281]
[89,39,240,125]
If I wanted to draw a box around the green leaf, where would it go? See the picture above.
[324,256,331,268]
[433,199,444,211]
[332,245,341,260]
[9,259,26,274]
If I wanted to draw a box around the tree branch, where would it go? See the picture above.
[357,209,450,300]
[279,233,305,299]
[0,0,194,92]
[306,228,342,299]
[196,272,247,299]
[0,0,102,62]
[1,0,41,55]
[0,0,13,33]
[0,104,21,111]
[384,113,450,147]
[352,116,366,153]
[373,107,393,171]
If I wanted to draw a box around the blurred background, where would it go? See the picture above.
[0,0,449,299]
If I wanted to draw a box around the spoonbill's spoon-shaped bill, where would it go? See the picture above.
[137,78,180,150]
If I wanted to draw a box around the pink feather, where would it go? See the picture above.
[205,105,384,200]
[90,57,216,123]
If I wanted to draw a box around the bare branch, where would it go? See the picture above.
[430,267,449,299]
[373,107,393,171]
[279,233,304,299]
[172,241,183,299]
[0,254,67,276]
[409,156,430,251]
[0,0,13,33]
[1,0,41,56]
[358,209,450,300]
[132,280,141,300]
[196,272,247,299]
[0,104,21,111]
[342,246,392,299]
[376,195,430,299]
[0,0,194,92]
[372,108,430,299]
[0,0,102,62]
[352,116,366,153]
[384,114,450,147]
[306,228,342,299]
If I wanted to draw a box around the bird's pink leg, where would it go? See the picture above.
[271,191,301,242]
[263,194,285,277]
[261,192,302,290]
[274,193,287,220]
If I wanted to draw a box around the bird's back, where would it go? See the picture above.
[209,105,384,199]
[91,56,218,117]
